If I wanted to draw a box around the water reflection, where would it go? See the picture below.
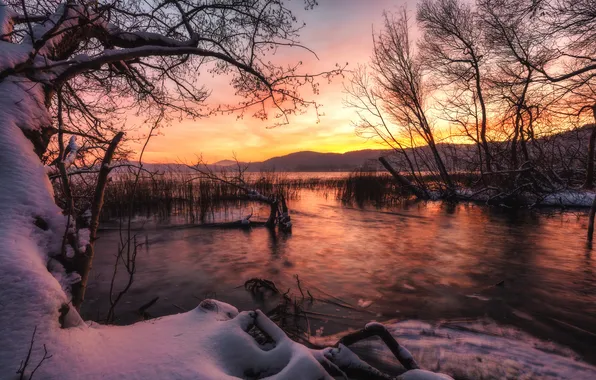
[84,190,596,363]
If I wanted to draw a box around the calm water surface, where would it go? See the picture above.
[84,188,596,363]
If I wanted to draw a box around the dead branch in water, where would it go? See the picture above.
[187,156,291,231]
[379,156,430,200]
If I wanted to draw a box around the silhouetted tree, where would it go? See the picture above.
[0,0,340,309]
[346,10,453,196]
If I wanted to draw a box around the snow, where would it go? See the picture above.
[456,188,596,207]
[539,190,595,207]
[62,136,78,167]
[1,2,596,378]
[29,304,339,379]
[0,76,71,375]
[0,1,15,42]
[357,299,373,308]
[0,73,374,379]
[0,40,35,71]
[398,369,454,380]
[65,245,75,258]
[25,4,82,56]
[315,319,596,379]
[77,228,90,251]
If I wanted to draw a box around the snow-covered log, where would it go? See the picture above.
[0,1,343,377]
[0,74,445,379]
[0,86,346,376]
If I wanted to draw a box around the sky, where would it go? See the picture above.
[140,0,408,163]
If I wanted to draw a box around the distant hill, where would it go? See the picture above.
[145,126,593,173]
[254,149,389,171]
[140,149,390,173]
[195,149,391,172]
[213,159,240,167]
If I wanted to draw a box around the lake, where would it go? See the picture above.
[83,181,596,366]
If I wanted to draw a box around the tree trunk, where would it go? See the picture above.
[584,104,596,189]
[71,132,124,310]
[379,157,429,199]
[427,138,454,192]
[473,61,491,173]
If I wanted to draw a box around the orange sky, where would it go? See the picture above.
[139,0,404,163]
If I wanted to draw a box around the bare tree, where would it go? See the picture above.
[0,0,341,313]
[418,0,493,172]
[346,10,454,196]
[488,0,596,186]
[344,65,431,198]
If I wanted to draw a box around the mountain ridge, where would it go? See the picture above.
[149,126,592,172]
[212,148,391,172]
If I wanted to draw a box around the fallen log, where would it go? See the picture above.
[184,220,269,229]
[378,157,429,200]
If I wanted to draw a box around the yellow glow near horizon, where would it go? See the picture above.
[139,104,381,163]
[123,0,583,165]
[127,0,407,164]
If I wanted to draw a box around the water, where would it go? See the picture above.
[83,188,596,366]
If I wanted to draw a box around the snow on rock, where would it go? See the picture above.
[26,302,335,379]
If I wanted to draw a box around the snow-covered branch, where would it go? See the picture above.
[50,44,271,88]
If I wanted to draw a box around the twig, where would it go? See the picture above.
[16,326,52,380]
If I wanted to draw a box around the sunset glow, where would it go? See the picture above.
[140,0,401,163]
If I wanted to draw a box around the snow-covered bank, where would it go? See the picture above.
[0,79,593,380]
[0,78,339,379]
[316,319,596,379]
[0,78,79,376]
[455,188,596,208]
[0,79,427,378]
[538,190,596,207]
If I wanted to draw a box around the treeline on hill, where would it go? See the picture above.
[344,0,596,205]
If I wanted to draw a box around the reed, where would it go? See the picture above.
[337,170,404,206]
[99,171,344,222]
[57,168,475,224]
